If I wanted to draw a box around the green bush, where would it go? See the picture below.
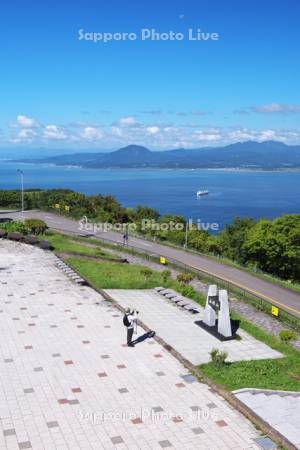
[95,246,110,258]
[140,268,153,280]
[176,272,193,285]
[161,269,171,283]
[279,329,297,343]
[24,218,48,235]
[179,284,196,298]
[209,348,228,368]
[0,221,28,234]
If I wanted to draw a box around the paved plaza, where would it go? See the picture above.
[0,240,268,449]
[234,389,300,449]
[104,290,282,365]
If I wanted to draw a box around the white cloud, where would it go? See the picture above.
[5,113,300,148]
[234,108,250,115]
[17,115,38,128]
[43,125,67,140]
[118,116,138,126]
[251,103,300,113]
[191,109,207,116]
[228,127,297,143]
[193,130,221,142]
[258,129,279,140]
[111,126,123,137]
[176,109,208,117]
[228,128,256,141]
[12,128,37,143]
[146,126,159,135]
[81,127,103,140]
[140,109,162,115]
[10,115,39,143]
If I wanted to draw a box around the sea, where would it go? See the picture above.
[1,162,300,231]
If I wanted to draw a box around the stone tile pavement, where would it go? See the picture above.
[0,240,266,449]
[104,290,282,365]
[234,389,300,449]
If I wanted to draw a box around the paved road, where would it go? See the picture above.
[3,209,300,318]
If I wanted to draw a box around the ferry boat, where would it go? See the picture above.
[196,190,209,197]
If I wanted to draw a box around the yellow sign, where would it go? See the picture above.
[160,256,167,265]
[271,306,279,317]
[65,205,70,212]
[55,203,60,209]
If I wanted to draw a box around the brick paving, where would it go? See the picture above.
[0,241,263,449]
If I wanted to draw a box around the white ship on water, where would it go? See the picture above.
[196,190,209,197]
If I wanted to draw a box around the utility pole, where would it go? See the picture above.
[184,221,188,249]
[17,169,24,219]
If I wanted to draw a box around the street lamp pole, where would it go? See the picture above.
[184,221,188,249]
[17,169,24,218]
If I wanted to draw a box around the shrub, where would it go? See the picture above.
[24,219,48,235]
[95,247,106,258]
[209,348,228,368]
[161,269,171,282]
[279,329,297,343]
[140,268,153,280]
[179,285,196,298]
[0,220,28,234]
[176,272,193,285]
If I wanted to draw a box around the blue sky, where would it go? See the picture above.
[1,0,300,150]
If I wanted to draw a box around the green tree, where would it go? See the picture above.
[218,217,255,263]
[243,215,300,280]
[188,228,210,252]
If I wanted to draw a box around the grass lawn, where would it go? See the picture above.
[66,257,206,303]
[41,233,116,259]
[200,318,300,391]
[67,257,178,290]
[200,356,300,392]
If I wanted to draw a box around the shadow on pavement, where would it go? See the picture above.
[132,330,156,345]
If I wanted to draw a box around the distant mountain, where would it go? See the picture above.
[0,147,109,160]
[13,141,300,169]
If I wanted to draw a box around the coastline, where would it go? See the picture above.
[2,160,300,173]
